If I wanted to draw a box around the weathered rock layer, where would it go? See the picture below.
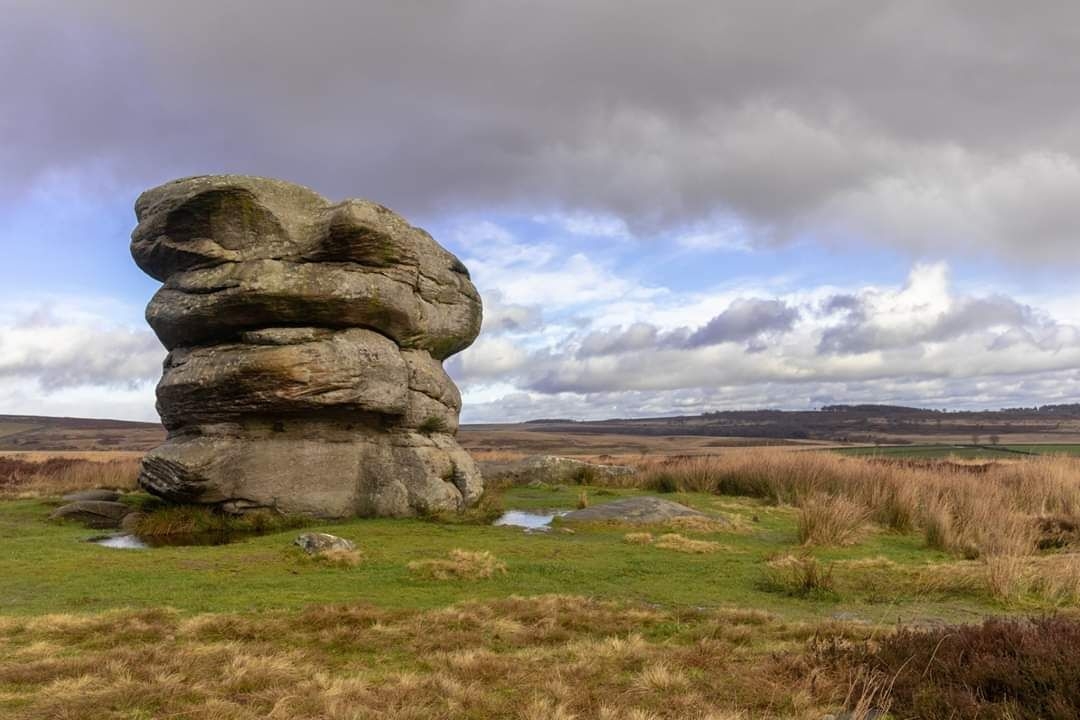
[132,175,483,517]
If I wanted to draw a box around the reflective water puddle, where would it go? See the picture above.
[89,531,258,549]
[493,510,567,531]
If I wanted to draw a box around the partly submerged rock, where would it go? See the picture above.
[131,175,483,518]
[49,500,132,529]
[294,532,356,555]
[560,497,713,525]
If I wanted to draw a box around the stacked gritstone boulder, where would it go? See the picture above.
[131,175,483,517]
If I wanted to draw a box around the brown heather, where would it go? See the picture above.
[820,616,1080,720]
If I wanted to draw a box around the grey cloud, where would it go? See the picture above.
[820,294,864,317]
[925,296,1036,343]
[0,330,160,388]
[573,300,799,359]
[686,299,800,348]
[577,322,660,358]
[818,294,1054,355]
[0,317,163,391]
[481,293,543,334]
[3,2,1080,262]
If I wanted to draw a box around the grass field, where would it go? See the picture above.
[4,450,1080,718]
[0,485,1005,620]
[0,485,1026,719]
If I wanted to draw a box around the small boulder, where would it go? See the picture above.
[61,489,122,503]
[294,532,355,555]
[49,501,132,529]
[561,497,715,525]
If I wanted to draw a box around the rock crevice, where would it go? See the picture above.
[133,175,483,517]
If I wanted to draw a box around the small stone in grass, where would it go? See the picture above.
[294,532,355,555]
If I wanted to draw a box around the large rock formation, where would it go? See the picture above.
[131,175,483,517]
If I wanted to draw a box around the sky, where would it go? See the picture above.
[3,1,1080,423]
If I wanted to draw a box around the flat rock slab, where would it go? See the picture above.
[49,500,132,529]
[61,489,122,503]
[560,497,710,524]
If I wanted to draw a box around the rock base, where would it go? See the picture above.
[140,426,482,518]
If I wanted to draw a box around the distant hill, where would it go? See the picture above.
[0,415,164,452]
[476,404,1080,444]
[5,403,1080,452]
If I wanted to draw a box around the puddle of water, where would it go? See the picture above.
[92,534,149,549]
[493,510,566,531]
[89,531,259,549]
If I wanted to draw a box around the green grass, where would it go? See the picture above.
[0,486,1020,623]
[836,443,1080,459]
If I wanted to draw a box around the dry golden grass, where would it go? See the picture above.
[630,450,1080,560]
[797,494,868,547]
[667,514,738,534]
[0,450,145,462]
[0,596,866,720]
[1028,552,1080,604]
[0,455,140,498]
[654,533,723,554]
[407,549,508,580]
[764,554,835,596]
[836,551,1080,603]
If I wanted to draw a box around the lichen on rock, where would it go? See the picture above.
[132,175,483,518]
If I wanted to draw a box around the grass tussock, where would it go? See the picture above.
[654,533,723,554]
[762,554,835,597]
[133,505,307,537]
[623,532,654,545]
[797,494,868,546]
[0,595,872,720]
[407,549,508,580]
[0,455,140,498]
[423,488,505,525]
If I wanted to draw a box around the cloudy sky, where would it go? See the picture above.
[3,1,1080,423]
